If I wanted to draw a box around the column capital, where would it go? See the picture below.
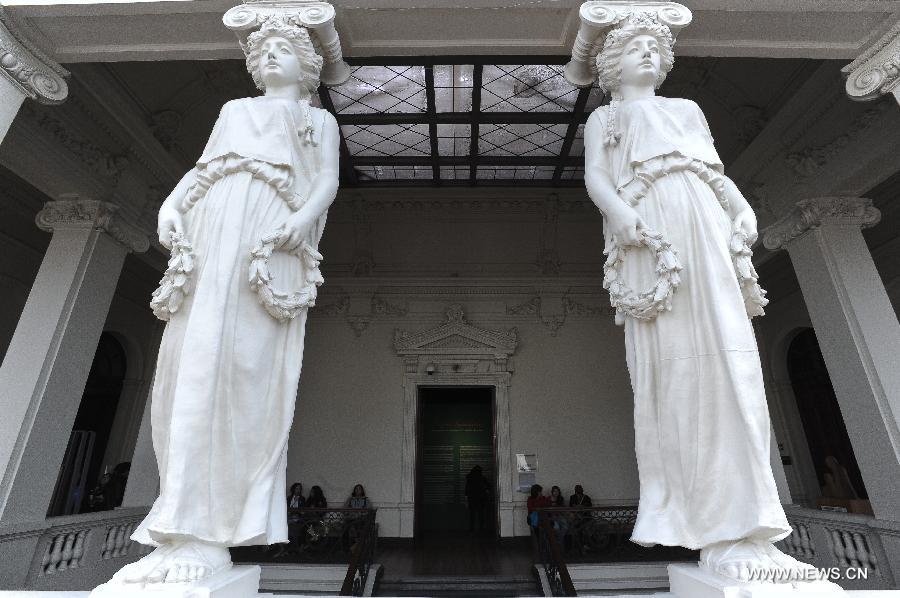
[0,8,68,104]
[843,21,900,103]
[762,197,881,251]
[35,198,150,253]
[222,0,350,85]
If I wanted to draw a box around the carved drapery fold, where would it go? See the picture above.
[563,1,692,87]
[0,9,68,104]
[36,198,150,253]
[222,0,351,86]
[762,197,881,251]
[843,22,900,104]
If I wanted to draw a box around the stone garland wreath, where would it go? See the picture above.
[603,227,683,326]
[248,228,324,322]
[603,228,766,325]
[151,229,324,323]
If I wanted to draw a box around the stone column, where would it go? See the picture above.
[763,197,900,521]
[844,21,900,105]
[0,9,68,144]
[0,198,148,525]
[121,371,160,508]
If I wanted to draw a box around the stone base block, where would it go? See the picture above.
[668,564,847,598]
[89,565,260,598]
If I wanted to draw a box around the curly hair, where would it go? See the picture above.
[594,13,676,146]
[245,17,324,95]
[595,12,675,95]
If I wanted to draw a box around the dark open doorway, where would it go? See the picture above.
[787,328,867,501]
[415,386,497,540]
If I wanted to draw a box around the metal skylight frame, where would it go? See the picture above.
[317,55,601,187]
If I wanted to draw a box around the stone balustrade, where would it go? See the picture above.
[779,505,899,590]
[0,506,150,591]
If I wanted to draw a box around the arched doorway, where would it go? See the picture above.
[47,332,128,516]
[786,328,867,503]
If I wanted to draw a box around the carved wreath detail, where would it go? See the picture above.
[151,232,195,321]
[603,228,682,325]
[248,229,324,322]
[730,229,768,318]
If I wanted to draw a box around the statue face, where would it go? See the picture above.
[618,33,661,89]
[258,36,304,90]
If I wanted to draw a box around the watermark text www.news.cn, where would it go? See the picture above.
[746,567,869,582]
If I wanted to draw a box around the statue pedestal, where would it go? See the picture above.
[90,565,261,598]
[668,564,847,597]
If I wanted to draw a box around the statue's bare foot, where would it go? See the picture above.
[144,541,232,584]
[700,539,781,583]
[111,543,175,584]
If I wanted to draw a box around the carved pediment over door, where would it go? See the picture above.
[393,304,518,367]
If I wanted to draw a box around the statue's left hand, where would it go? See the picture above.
[732,208,758,244]
[279,211,316,253]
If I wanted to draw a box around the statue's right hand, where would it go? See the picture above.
[607,207,647,247]
[157,206,184,250]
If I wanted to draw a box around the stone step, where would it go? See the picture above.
[376,574,541,597]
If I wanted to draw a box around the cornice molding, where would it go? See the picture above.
[35,198,150,254]
[762,197,881,251]
[0,8,67,104]
[843,21,900,103]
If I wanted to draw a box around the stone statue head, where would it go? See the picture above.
[245,18,324,97]
[595,12,675,97]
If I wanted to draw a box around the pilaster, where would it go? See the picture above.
[0,198,147,524]
[763,197,900,521]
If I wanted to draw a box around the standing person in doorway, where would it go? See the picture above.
[465,465,491,533]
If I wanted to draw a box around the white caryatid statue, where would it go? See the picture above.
[100,16,340,588]
[580,9,822,584]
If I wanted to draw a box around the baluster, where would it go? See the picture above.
[831,528,848,567]
[841,530,859,568]
[799,524,813,558]
[40,540,53,575]
[70,530,86,568]
[851,532,872,573]
[783,529,798,555]
[103,526,116,559]
[45,534,65,574]
[58,532,75,571]
[112,525,125,557]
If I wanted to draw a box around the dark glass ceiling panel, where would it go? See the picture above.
[328,66,427,114]
[559,166,585,180]
[356,165,433,181]
[479,123,567,157]
[481,65,580,113]
[476,166,556,180]
[434,65,474,113]
[570,123,586,157]
[342,124,431,156]
[437,124,471,156]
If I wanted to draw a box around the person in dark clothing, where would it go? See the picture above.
[465,465,491,532]
[307,485,327,508]
[569,484,592,507]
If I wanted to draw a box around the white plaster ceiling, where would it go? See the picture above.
[5,0,900,63]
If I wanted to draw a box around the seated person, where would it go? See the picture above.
[569,484,592,507]
[526,484,550,530]
[307,485,327,508]
[344,484,371,509]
